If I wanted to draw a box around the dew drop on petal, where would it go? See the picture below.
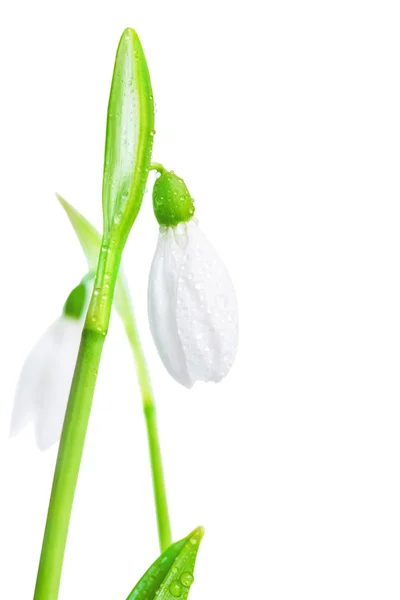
[217,294,229,309]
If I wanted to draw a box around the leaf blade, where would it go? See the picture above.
[57,194,133,322]
[56,193,101,272]
[102,28,154,240]
[126,527,204,600]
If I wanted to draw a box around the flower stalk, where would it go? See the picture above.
[58,194,173,554]
[121,302,172,551]
[34,239,122,600]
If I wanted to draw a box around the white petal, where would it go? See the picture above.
[11,316,83,450]
[148,226,193,387]
[148,219,238,387]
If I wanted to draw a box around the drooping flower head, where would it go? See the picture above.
[10,279,91,450]
[148,168,238,388]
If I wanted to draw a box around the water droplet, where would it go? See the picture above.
[195,281,204,290]
[180,572,194,587]
[169,581,182,597]
[217,294,229,309]
[175,222,185,234]
[190,537,198,545]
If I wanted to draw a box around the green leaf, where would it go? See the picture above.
[102,28,155,241]
[57,194,101,271]
[57,194,135,323]
[126,527,204,600]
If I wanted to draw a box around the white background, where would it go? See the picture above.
[1,1,400,598]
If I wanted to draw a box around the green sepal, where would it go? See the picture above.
[102,28,155,243]
[152,170,195,227]
[126,527,204,600]
[63,283,87,319]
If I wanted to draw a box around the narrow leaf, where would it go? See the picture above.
[57,193,100,271]
[126,527,204,600]
[103,28,154,239]
[57,194,134,325]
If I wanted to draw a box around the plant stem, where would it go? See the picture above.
[122,299,172,552]
[150,162,166,174]
[34,241,122,600]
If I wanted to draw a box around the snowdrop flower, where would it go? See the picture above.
[10,280,90,450]
[148,168,238,388]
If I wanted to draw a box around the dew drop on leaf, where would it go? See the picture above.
[180,572,194,587]
[169,581,183,597]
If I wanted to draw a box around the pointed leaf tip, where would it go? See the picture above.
[102,27,154,241]
[126,526,204,600]
[56,193,101,272]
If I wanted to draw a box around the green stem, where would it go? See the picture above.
[122,303,172,552]
[34,241,122,600]
[150,162,166,174]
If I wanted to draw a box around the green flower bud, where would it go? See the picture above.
[63,283,87,319]
[152,169,195,226]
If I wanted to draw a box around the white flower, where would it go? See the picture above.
[148,218,238,388]
[10,315,83,451]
